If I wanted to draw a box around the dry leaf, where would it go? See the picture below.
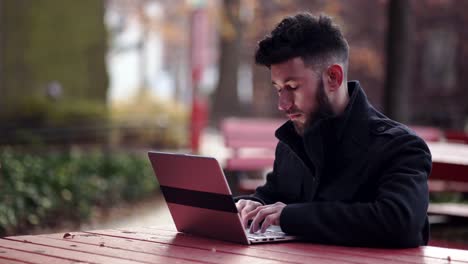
[63,233,75,239]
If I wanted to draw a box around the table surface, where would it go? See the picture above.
[1,225,468,264]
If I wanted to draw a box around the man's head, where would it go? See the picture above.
[255,13,350,135]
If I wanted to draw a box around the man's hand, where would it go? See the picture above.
[245,202,286,233]
[236,199,263,228]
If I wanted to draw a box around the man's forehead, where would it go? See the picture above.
[271,57,306,71]
[271,76,303,85]
[271,69,317,86]
[270,58,317,80]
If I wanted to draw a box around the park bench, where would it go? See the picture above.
[444,130,468,144]
[220,117,281,194]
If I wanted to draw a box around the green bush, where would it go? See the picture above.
[0,93,188,148]
[0,147,157,236]
[1,97,108,127]
[0,97,109,145]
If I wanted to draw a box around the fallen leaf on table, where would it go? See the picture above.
[63,233,75,239]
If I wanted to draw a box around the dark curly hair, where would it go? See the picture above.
[255,13,349,74]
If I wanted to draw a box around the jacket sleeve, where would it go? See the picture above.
[280,133,431,248]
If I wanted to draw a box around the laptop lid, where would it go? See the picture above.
[147,151,250,244]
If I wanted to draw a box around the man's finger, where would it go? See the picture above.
[242,205,262,227]
[235,200,246,212]
[260,214,276,233]
[249,206,275,233]
[244,205,263,222]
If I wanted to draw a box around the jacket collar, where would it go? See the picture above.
[327,80,372,145]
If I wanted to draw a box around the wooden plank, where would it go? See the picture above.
[148,226,468,264]
[6,235,202,264]
[0,257,31,264]
[39,232,284,264]
[431,162,468,182]
[428,180,468,192]
[151,227,468,264]
[429,142,468,184]
[429,240,468,250]
[3,226,468,264]
[86,228,368,264]
[226,158,274,171]
[221,118,284,133]
[0,242,77,264]
[221,118,281,151]
[254,242,468,264]
[428,203,468,218]
[224,139,277,149]
[422,246,468,263]
[0,238,150,264]
[91,227,461,264]
[429,142,468,166]
[0,258,31,264]
[445,131,468,144]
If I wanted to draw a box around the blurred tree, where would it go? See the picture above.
[248,0,279,118]
[248,0,296,118]
[383,0,412,123]
[0,0,3,105]
[211,0,243,124]
[0,0,108,113]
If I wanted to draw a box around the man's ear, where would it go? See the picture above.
[324,64,344,91]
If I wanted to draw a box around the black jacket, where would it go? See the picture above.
[239,81,431,248]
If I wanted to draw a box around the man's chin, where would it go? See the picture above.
[292,121,305,136]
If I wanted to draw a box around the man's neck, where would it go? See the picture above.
[332,82,350,116]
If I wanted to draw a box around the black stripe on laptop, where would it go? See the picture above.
[160,185,238,213]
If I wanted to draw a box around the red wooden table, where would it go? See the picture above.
[1,225,468,264]
[428,142,468,182]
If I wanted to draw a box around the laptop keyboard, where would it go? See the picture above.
[246,228,286,239]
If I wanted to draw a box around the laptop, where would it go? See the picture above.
[147,151,298,244]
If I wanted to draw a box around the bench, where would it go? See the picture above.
[426,141,468,218]
[220,117,282,194]
[444,130,468,144]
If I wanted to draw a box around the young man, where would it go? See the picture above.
[235,13,431,248]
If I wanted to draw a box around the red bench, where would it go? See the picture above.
[221,118,282,170]
[444,130,468,144]
[220,118,282,193]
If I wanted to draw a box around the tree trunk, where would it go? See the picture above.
[384,0,413,123]
[0,0,108,105]
[0,0,3,112]
[211,0,242,125]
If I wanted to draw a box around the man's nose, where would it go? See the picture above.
[278,91,294,111]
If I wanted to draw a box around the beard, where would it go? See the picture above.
[293,79,334,136]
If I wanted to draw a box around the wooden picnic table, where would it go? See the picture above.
[428,142,468,182]
[1,225,468,263]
